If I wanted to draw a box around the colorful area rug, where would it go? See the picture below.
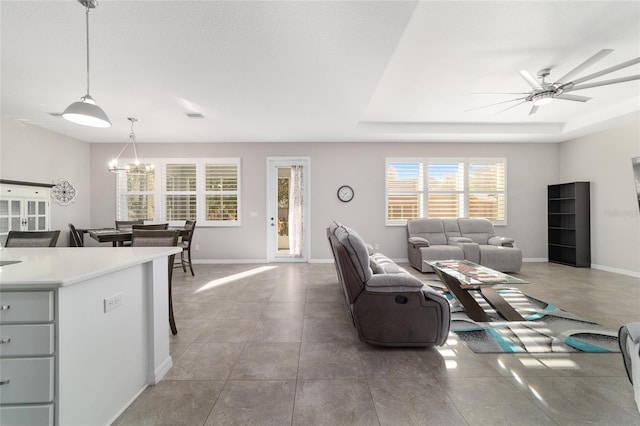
[440,286,620,354]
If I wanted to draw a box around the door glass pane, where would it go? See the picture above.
[0,218,8,233]
[27,201,35,215]
[38,201,46,214]
[11,218,21,230]
[11,200,21,215]
[27,217,35,230]
[38,217,46,230]
[0,200,8,216]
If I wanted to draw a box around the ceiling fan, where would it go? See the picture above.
[469,49,640,116]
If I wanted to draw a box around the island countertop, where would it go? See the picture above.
[0,247,181,290]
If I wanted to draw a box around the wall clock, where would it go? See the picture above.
[337,185,354,203]
[52,180,77,206]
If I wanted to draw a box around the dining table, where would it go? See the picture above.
[88,227,189,247]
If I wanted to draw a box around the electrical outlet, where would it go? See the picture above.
[375,243,380,250]
[104,293,123,313]
[195,244,200,251]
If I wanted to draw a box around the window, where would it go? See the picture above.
[386,158,506,225]
[116,158,240,226]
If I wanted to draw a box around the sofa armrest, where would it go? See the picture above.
[408,236,429,247]
[365,273,424,293]
[488,236,515,247]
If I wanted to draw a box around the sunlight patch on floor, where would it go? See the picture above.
[195,265,279,293]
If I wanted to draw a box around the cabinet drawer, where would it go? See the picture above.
[0,292,53,323]
[0,404,53,426]
[0,358,54,404]
[0,324,54,356]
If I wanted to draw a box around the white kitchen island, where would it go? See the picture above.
[0,247,181,426]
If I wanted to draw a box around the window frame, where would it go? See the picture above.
[385,157,507,226]
[115,157,241,227]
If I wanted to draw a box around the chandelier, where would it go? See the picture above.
[108,117,154,175]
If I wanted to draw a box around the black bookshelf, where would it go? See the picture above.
[548,182,590,267]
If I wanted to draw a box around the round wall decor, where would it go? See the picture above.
[52,180,77,206]
[337,185,354,202]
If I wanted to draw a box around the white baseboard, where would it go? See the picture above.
[592,263,640,278]
[524,258,548,262]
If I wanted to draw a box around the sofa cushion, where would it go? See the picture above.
[407,219,448,245]
[365,273,423,293]
[334,225,373,282]
[457,218,495,244]
[370,253,407,274]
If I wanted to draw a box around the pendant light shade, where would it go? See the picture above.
[63,0,111,128]
[63,95,111,128]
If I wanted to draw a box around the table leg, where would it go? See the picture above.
[480,287,524,321]
[433,268,492,322]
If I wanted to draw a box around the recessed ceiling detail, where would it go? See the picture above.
[1,1,638,143]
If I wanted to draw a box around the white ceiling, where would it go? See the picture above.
[2,0,639,144]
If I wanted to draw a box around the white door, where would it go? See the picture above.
[266,157,310,262]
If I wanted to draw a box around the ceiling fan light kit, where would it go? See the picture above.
[62,0,111,128]
[472,49,640,116]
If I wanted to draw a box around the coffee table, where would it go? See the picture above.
[426,260,528,322]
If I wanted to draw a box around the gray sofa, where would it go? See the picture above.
[327,222,450,347]
[407,218,522,273]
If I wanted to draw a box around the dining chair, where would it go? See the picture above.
[68,223,84,247]
[5,230,61,247]
[132,223,169,230]
[115,219,144,230]
[179,220,196,276]
[131,229,180,335]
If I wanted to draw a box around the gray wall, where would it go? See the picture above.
[559,120,640,274]
[0,117,91,247]
[4,115,639,276]
[90,141,559,262]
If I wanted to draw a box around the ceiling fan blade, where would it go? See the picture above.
[528,105,539,116]
[473,92,530,95]
[566,74,640,91]
[489,100,527,116]
[465,97,528,112]
[555,49,613,84]
[519,70,543,90]
[568,57,640,86]
[554,94,592,102]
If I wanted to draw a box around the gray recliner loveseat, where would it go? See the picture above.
[407,218,522,273]
[327,222,450,347]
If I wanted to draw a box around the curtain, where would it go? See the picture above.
[288,165,304,257]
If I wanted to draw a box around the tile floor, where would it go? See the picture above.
[114,262,640,425]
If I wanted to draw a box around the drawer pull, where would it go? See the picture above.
[0,379,10,385]
[0,338,10,344]
[0,305,10,310]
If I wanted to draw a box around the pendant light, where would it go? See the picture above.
[108,118,154,175]
[62,0,111,128]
